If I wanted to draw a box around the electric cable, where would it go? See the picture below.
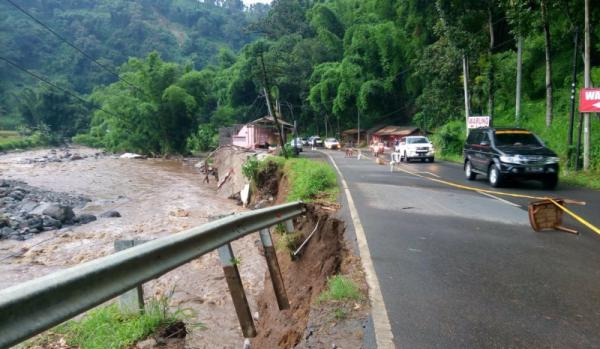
[4,0,146,95]
[0,55,120,119]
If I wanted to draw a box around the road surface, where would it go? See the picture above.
[317,149,600,348]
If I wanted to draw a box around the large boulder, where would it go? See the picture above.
[100,210,121,218]
[42,204,75,223]
[19,200,39,213]
[74,214,97,224]
[0,227,15,239]
[25,215,44,231]
[9,190,25,201]
[42,215,62,230]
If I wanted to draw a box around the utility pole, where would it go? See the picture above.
[357,109,361,146]
[566,27,579,172]
[462,53,471,134]
[516,35,523,125]
[583,0,591,170]
[259,52,287,158]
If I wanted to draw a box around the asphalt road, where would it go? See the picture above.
[316,149,600,348]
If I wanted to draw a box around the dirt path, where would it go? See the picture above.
[0,146,266,348]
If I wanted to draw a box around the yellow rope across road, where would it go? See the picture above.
[548,198,600,235]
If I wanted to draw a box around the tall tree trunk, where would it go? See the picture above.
[487,4,495,121]
[259,52,287,158]
[462,53,471,133]
[515,35,523,125]
[541,0,553,128]
[583,0,591,170]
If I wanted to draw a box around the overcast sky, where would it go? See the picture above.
[243,0,272,4]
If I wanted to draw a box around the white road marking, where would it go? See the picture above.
[321,151,395,348]
[477,191,522,207]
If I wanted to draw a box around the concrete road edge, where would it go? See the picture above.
[322,151,395,348]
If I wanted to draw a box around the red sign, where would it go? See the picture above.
[579,88,600,112]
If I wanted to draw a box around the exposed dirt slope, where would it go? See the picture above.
[252,205,351,348]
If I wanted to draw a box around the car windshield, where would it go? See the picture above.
[407,137,428,144]
[494,131,542,147]
[326,138,337,142]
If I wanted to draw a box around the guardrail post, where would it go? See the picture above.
[284,219,295,234]
[218,243,256,338]
[114,240,147,314]
[259,228,290,310]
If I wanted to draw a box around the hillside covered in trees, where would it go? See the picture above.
[0,0,267,129]
[1,0,599,171]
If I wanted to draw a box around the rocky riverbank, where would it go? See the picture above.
[0,145,267,348]
[0,179,96,241]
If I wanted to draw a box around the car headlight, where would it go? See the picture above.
[499,155,523,164]
[545,156,560,164]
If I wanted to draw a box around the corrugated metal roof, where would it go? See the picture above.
[373,126,419,136]
[248,116,293,128]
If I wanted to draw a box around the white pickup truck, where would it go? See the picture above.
[394,136,435,162]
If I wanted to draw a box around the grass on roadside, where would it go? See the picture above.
[435,152,463,164]
[318,275,362,303]
[561,170,600,190]
[27,297,188,349]
[242,156,339,204]
[284,158,338,203]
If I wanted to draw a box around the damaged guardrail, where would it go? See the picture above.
[0,201,305,349]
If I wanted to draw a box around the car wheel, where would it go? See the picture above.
[430,157,435,163]
[488,165,503,187]
[542,174,558,190]
[465,160,477,180]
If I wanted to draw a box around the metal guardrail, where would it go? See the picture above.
[0,201,305,348]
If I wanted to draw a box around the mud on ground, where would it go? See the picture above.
[251,205,370,349]
[0,146,268,349]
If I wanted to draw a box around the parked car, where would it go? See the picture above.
[395,136,435,162]
[463,127,559,189]
[308,136,323,147]
[370,142,385,156]
[289,138,303,152]
[301,137,309,146]
[324,138,340,149]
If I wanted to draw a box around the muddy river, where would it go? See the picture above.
[0,146,266,348]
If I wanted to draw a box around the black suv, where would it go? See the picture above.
[463,128,559,189]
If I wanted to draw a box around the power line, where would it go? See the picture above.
[4,0,145,95]
[0,55,120,119]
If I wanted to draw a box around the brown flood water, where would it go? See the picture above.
[0,146,267,349]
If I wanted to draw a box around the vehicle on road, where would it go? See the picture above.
[289,138,303,152]
[308,136,323,147]
[324,138,340,149]
[370,142,385,156]
[463,127,559,189]
[395,136,435,162]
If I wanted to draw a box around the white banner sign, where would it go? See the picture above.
[467,116,490,129]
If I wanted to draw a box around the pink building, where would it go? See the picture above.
[232,116,293,149]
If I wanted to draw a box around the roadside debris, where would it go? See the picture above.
[120,153,145,159]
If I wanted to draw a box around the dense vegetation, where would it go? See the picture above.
[1,0,599,171]
[0,0,266,129]
[28,297,185,349]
